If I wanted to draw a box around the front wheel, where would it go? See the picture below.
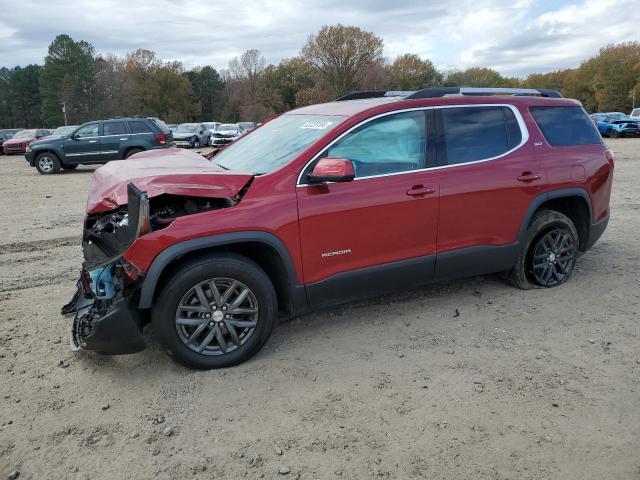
[35,152,61,174]
[192,139,201,149]
[506,210,578,289]
[152,254,277,369]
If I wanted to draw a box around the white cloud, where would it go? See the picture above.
[0,0,638,77]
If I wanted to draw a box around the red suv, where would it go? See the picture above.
[63,87,613,369]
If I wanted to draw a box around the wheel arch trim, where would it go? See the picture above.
[517,188,593,243]
[137,231,301,309]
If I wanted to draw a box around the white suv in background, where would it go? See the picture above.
[630,108,640,120]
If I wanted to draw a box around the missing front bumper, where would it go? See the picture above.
[65,281,147,355]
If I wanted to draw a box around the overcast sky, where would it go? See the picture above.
[0,0,638,77]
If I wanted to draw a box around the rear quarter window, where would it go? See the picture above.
[530,106,602,146]
[128,121,152,134]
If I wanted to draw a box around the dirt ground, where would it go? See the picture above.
[1,141,639,480]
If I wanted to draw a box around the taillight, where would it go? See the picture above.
[155,133,166,144]
[605,149,614,167]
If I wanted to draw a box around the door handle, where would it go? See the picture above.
[120,137,128,141]
[406,185,436,197]
[88,140,97,143]
[517,172,542,183]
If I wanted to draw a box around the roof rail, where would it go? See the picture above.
[406,87,563,99]
[336,90,417,101]
[336,87,563,102]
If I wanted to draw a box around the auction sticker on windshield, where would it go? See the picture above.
[300,121,333,129]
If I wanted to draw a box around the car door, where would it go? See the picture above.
[433,104,546,280]
[296,109,440,308]
[63,122,101,163]
[101,120,129,160]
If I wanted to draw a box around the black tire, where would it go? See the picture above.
[35,152,61,175]
[506,209,579,290]
[124,148,144,159]
[192,138,201,149]
[152,253,277,369]
[609,131,620,139]
[62,164,78,170]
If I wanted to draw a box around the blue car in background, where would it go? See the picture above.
[591,113,640,138]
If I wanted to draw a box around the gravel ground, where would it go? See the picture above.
[1,141,639,479]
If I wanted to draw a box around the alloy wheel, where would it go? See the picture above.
[531,228,576,287]
[38,156,54,172]
[175,278,259,355]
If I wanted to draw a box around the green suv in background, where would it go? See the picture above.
[25,117,173,174]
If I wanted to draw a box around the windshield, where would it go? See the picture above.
[53,126,75,136]
[13,130,36,139]
[176,125,197,133]
[217,124,238,132]
[216,114,346,174]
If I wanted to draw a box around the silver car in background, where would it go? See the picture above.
[210,123,241,147]
[172,123,210,148]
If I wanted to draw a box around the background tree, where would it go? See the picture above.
[256,57,316,113]
[39,34,96,125]
[444,67,507,87]
[388,54,442,90]
[186,66,224,121]
[92,54,132,119]
[301,24,384,97]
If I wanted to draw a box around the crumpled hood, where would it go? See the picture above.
[173,131,198,140]
[86,148,254,214]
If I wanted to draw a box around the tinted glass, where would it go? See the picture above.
[530,107,602,146]
[326,111,426,178]
[103,121,127,136]
[441,107,516,165]
[128,121,152,133]
[75,124,99,138]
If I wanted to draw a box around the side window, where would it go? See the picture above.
[325,111,426,178]
[441,106,519,165]
[75,123,99,138]
[103,121,127,136]
[128,121,152,134]
[530,107,603,146]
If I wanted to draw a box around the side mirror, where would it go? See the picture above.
[307,158,355,184]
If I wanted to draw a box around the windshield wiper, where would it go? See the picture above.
[215,163,229,170]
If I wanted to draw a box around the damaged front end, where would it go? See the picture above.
[62,181,245,355]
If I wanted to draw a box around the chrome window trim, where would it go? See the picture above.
[296,103,529,186]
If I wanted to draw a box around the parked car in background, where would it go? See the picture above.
[51,125,79,137]
[62,87,612,369]
[168,124,178,132]
[237,122,256,133]
[0,129,23,149]
[210,123,241,147]
[630,108,640,120]
[25,117,172,174]
[3,129,50,154]
[204,122,220,135]
[592,113,640,137]
[173,123,210,148]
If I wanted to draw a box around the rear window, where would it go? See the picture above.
[530,106,602,146]
[441,106,522,165]
[128,120,152,134]
[149,117,170,134]
[103,121,127,136]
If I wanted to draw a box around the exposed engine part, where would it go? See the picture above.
[148,195,236,228]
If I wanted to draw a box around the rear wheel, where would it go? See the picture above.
[35,152,61,175]
[152,254,277,369]
[124,148,143,159]
[507,210,578,289]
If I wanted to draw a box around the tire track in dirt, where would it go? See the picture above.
[0,235,80,255]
